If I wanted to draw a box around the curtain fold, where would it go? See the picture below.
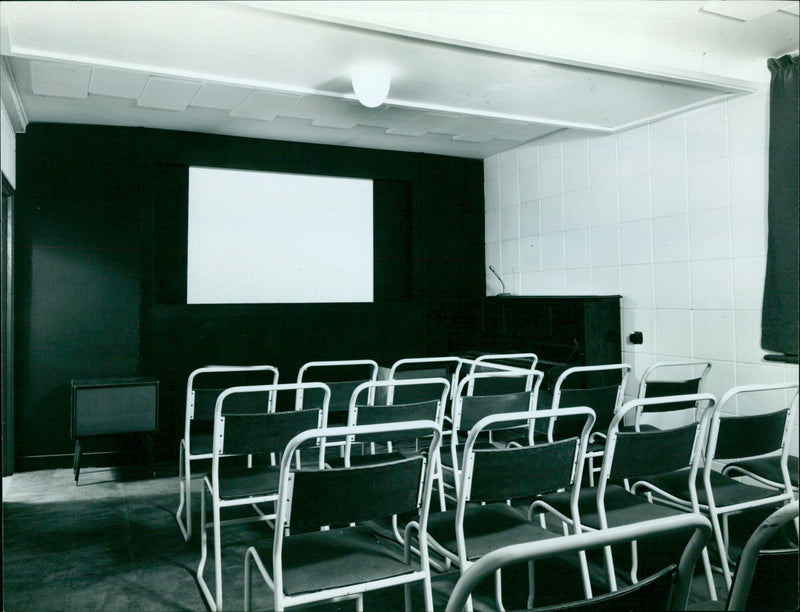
[761,54,799,357]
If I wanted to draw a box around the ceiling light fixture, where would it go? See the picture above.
[351,64,391,108]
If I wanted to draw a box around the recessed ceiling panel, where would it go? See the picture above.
[138,77,202,111]
[229,90,300,120]
[190,83,251,110]
[89,67,149,99]
[30,60,91,99]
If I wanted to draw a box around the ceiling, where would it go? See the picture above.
[1,1,798,159]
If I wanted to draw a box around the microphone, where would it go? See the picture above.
[488,265,511,296]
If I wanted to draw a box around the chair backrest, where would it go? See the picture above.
[726,501,799,611]
[445,513,713,612]
[597,394,716,516]
[705,383,798,491]
[342,377,449,460]
[186,364,279,422]
[637,361,712,413]
[452,370,544,431]
[458,407,595,505]
[210,382,330,479]
[274,420,441,532]
[388,356,464,404]
[464,353,539,396]
[294,359,379,413]
[550,364,631,438]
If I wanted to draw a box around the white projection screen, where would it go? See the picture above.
[187,167,374,304]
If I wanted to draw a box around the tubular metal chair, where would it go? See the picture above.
[177,364,279,542]
[635,382,798,589]
[547,364,631,485]
[243,421,442,612]
[445,513,713,612]
[724,500,798,611]
[441,370,544,504]
[532,393,719,600]
[387,356,463,406]
[197,382,330,611]
[295,359,379,423]
[722,455,799,496]
[631,360,712,432]
[424,407,597,611]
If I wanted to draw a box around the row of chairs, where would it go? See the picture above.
[174,355,798,610]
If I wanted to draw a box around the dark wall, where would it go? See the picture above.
[14,124,484,468]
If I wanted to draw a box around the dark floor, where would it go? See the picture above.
[2,466,733,611]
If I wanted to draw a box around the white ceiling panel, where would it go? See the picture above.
[137,77,202,111]
[30,60,91,99]
[2,1,796,158]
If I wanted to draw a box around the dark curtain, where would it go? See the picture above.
[761,54,799,358]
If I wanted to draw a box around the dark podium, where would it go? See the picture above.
[71,377,159,484]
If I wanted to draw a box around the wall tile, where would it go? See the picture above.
[692,310,735,362]
[591,224,620,268]
[539,155,564,198]
[730,203,767,258]
[655,309,693,356]
[539,137,562,161]
[498,148,518,175]
[485,241,502,275]
[564,189,590,230]
[501,238,520,276]
[540,194,565,234]
[541,233,565,271]
[485,208,501,243]
[619,174,652,223]
[620,219,653,265]
[649,115,686,174]
[519,236,541,272]
[566,268,593,294]
[653,261,691,309]
[591,266,621,295]
[618,127,650,179]
[517,141,540,169]
[689,207,732,260]
[727,92,768,154]
[733,256,766,310]
[588,134,618,187]
[621,263,654,308]
[729,148,767,207]
[564,228,591,269]
[734,309,764,364]
[690,258,734,310]
[622,307,655,354]
[686,103,728,166]
[519,200,541,238]
[500,204,521,240]
[563,137,589,192]
[499,168,520,207]
[652,214,690,262]
[484,173,501,210]
[703,360,737,403]
[688,156,730,211]
[589,180,619,226]
[519,165,540,202]
[651,165,688,218]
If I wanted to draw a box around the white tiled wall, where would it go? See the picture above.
[485,91,798,451]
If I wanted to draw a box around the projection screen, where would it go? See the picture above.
[187,166,374,304]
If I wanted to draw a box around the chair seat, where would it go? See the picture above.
[724,455,799,488]
[259,525,417,596]
[216,465,281,500]
[540,484,686,530]
[426,503,556,562]
[644,469,789,509]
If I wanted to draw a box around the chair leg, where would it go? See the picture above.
[603,544,618,592]
[196,486,217,611]
[527,561,536,608]
[494,569,506,611]
[244,548,253,612]
[176,441,192,541]
[708,508,733,589]
[700,546,718,602]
